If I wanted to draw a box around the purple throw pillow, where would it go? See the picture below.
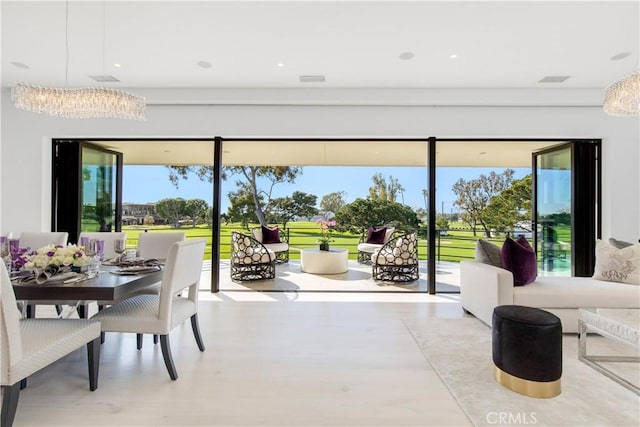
[501,236,537,286]
[366,226,387,244]
[261,226,281,244]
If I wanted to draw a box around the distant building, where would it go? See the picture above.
[122,203,167,225]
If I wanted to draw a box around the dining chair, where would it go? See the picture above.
[78,231,127,260]
[130,231,186,348]
[91,239,206,380]
[137,231,186,260]
[1,263,102,427]
[18,231,68,250]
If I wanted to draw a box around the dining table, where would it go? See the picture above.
[11,265,163,318]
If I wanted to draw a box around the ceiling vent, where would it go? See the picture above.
[89,74,120,82]
[538,76,571,83]
[299,75,325,83]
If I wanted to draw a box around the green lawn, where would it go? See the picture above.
[121,222,508,262]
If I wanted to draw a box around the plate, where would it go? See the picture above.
[113,266,161,275]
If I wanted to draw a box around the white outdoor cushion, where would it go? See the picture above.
[357,242,383,254]
[263,242,289,253]
[384,227,395,243]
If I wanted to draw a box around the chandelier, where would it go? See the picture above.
[11,1,146,120]
[603,72,640,117]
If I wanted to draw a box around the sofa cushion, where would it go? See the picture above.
[513,276,640,309]
[593,240,639,285]
[261,225,281,244]
[501,236,537,286]
[475,239,502,267]
[366,226,387,244]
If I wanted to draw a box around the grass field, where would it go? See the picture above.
[120,221,555,263]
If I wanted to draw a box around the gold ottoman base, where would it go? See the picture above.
[494,365,561,398]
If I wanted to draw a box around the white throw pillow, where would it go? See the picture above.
[251,228,263,243]
[592,240,640,285]
[384,227,395,243]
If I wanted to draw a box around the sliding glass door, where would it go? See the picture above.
[52,140,123,244]
[532,141,600,277]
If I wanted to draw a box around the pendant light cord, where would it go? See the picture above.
[64,0,69,87]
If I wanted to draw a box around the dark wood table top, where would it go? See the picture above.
[11,265,163,303]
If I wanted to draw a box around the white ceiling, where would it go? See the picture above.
[2,0,639,90]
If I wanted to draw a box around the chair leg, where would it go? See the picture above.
[87,337,101,391]
[100,331,105,344]
[159,335,178,380]
[136,334,143,350]
[26,305,35,318]
[153,335,159,345]
[190,314,206,351]
[1,383,20,427]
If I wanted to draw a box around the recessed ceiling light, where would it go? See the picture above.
[449,54,458,59]
[11,61,29,69]
[113,63,121,68]
[299,75,325,83]
[277,62,284,68]
[399,52,414,60]
[197,60,212,69]
[610,52,631,61]
[538,76,571,83]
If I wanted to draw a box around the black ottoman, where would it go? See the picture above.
[492,305,562,398]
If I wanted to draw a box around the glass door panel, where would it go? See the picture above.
[534,146,572,275]
[80,146,119,232]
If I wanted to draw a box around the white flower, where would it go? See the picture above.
[23,244,89,269]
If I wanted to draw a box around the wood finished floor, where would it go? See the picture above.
[10,291,471,426]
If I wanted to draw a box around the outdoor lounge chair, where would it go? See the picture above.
[231,231,276,282]
[357,226,395,263]
[251,225,289,263]
[371,232,419,283]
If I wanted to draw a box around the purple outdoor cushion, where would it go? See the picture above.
[366,226,387,244]
[261,226,281,244]
[501,236,537,286]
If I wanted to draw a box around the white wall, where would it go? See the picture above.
[1,88,638,242]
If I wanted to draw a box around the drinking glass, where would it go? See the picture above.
[85,239,100,278]
[114,239,126,261]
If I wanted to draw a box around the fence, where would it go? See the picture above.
[121,225,531,263]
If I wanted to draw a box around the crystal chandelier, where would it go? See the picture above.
[603,72,640,117]
[11,1,146,120]
[12,84,146,120]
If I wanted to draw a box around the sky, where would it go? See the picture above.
[123,165,529,215]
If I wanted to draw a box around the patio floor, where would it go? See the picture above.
[201,260,461,293]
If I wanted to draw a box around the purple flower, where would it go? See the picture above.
[46,250,56,257]
[74,251,84,259]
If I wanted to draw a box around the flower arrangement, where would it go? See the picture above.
[316,218,337,244]
[22,244,89,270]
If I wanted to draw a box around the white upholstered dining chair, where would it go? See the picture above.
[78,231,127,260]
[1,263,102,427]
[91,239,206,380]
[18,231,68,250]
[137,231,186,260]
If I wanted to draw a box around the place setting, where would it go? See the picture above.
[104,239,164,275]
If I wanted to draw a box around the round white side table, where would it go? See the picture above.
[300,248,349,274]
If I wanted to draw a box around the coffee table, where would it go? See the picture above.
[578,308,640,394]
[300,248,348,275]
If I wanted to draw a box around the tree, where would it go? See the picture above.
[269,191,319,228]
[143,215,155,226]
[226,188,262,228]
[369,173,405,203]
[154,198,186,228]
[334,198,420,234]
[166,165,302,226]
[319,191,346,219]
[184,199,209,228]
[436,214,450,232]
[452,169,515,237]
[483,174,532,233]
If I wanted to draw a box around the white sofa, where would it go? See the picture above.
[460,260,640,333]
